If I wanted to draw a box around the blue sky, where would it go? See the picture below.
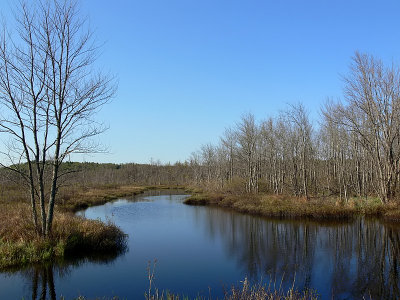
[1,0,400,164]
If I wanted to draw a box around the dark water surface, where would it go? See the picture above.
[0,190,399,299]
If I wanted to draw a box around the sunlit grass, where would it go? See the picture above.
[184,192,400,222]
[0,203,126,269]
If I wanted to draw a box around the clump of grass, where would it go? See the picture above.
[224,277,317,300]
[184,193,224,206]
[0,203,126,269]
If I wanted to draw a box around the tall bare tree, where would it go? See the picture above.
[0,0,115,236]
[236,113,259,193]
[325,52,400,203]
[286,103,313,199]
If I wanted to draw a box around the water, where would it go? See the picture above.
[0,190,399,299]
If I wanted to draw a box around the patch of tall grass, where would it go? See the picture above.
[0,203,126,269]
[184,192,400,222]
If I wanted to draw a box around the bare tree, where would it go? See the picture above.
[236,113,259,193]
[286,103,313,199]
[324,52,400,203]
[220,127,237,183]
[0,0,115,236]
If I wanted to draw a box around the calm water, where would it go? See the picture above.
[0,190,399,299]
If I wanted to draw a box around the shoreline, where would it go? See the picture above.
[0,185,185,270]
[59,184,185,212]
[2,184,400,269]
[183,192,400,223]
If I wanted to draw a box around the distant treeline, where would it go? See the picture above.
[0,161,191,189]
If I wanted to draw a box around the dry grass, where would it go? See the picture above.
[0,203,126,269]
[143,277,317,300]
[141,260,318,300]
[58,184,184,212]
[0,182,177,268]
[184,192,400,222]
[59,184,149,211]
[0,183,152,212]
[381,203,400,222]
[222,277,318,300]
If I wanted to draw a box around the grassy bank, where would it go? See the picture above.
[58,184,151,211]
[0,203,126,269]
[0,184,185,269]
[184,192,400,222]
[0,183,183,212]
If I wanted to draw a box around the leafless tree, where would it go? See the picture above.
[286,103,313,198]
[324,52,400,203]
[236,113,260,193]
[220,127,237,183]
[0,0,115,236]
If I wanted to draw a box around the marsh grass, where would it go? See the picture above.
[142,260,317,300]
[184,192,400,222]
[0,182,179,268]
[144,277,317,300]
[0,182,152,212]
[59,184,149,211]
[0,203,126,269]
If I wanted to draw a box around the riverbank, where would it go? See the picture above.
[0,203,126,269]
[0,184,185,269]
[184,192,400,222]
[0,183,184,212]
[59,184,153,212]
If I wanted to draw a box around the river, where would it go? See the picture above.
[0,190,399,299]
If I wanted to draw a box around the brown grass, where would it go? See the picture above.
[0,183,186,268]
[0,202,126,269]
[184,192,400,222]
[58,184,149,211]
[143,277,317,300]
[57,184,185,212]
[0,183,161,212]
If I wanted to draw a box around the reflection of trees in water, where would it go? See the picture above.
[330,220,400,299]
[195,208,400,299]
[5,249,124,300]
[29,265,57,300]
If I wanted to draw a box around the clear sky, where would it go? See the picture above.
[1,0,400,164]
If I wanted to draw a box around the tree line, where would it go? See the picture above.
[186,53,400,204]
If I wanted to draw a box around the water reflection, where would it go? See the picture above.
[197,208,400,299]
[1,193,400,299]
[28,265,56,300]
[3,251,123,300]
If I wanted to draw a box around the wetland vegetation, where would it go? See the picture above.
[1,191,399,299]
